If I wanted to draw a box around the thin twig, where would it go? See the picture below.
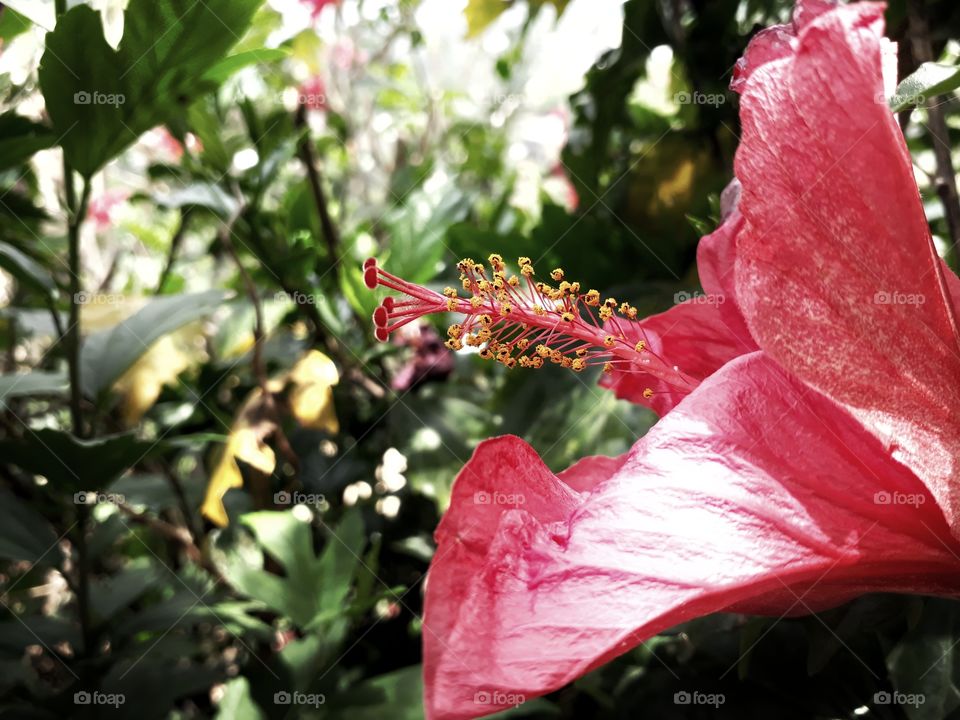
[295,105,340,265]
[218,211,299,473]
[909,0,960,269]
[155,207,192,294]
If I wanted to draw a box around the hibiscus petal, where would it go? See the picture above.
[733,2,960,533]
[600,296,753,414]
[601,181,757,414]
[424,353,960,720]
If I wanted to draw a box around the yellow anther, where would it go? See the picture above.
[516,338,530,351]
[445,339,463,351]
[603,362,614,374]
[551,268,565,282]
[561,357,573,369]
[479,347,493,360]
[500,304,513,317]
[478,280,492,294]
[635,340,646,352]
[447,324,463,339]
[533,304,546,316]
[443,287,458,298]
[603,335,616,348]
[530,356,544,368]
[569,282,581,294]
[642,388,654,399]
[479,314,493,326]
[604,298,618,308]
[536,344,551,358]
[584,289,600,306]
[559,281,572,295]
[572,358,586,372]
[465,334,480,347]
[518,256,531,266]
[626,307,638,320]
[599,306,613,321]
[476,329,491,343]
[446,298,456,311]
[488,253,504,270]
[502,357,517,369]
[561,312,575,322]
[575,347,588,357]
[470,296,483,308]
[462,278,472,291]
[550,350,563,363]
[520,264,534,277]
[508,275,520,287]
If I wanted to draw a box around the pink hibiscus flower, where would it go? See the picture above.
[368,1,960,718]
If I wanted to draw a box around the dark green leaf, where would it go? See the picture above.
[38,0,263,177]
[0,113,55,171]
[0,428,159,490]
[0,490,59,563]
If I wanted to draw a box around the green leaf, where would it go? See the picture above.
[152,182,240,218]
[329,666,424,720]
[0,242,56,294]
[892,62,960,112]
[0,7,32,42]
[215,677,267,720]
[0,490,59,563]
[0,113,56,172]
[0,370,68,406]
[0,428,159,490]
[887,598,960,720]
[89,564,161,624]
[203,48,290,84]
[80,289,226,397]
[221,510,366,631]
[38,0,263,177]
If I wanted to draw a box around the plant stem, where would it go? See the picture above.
[64,167,90,438]
[908,0,960,270]
[295,105,340,266]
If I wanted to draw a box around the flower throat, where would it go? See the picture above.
[363,255,696,398]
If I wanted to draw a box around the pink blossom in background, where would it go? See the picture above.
[87,189,130,231]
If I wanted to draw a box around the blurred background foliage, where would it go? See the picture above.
[2,0,960,718]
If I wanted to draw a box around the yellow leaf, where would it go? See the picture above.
[464,0,570,37]
[201,390,277,528]
[112,332,202,425]
[200,351,339,526]
[287,350,340,433]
